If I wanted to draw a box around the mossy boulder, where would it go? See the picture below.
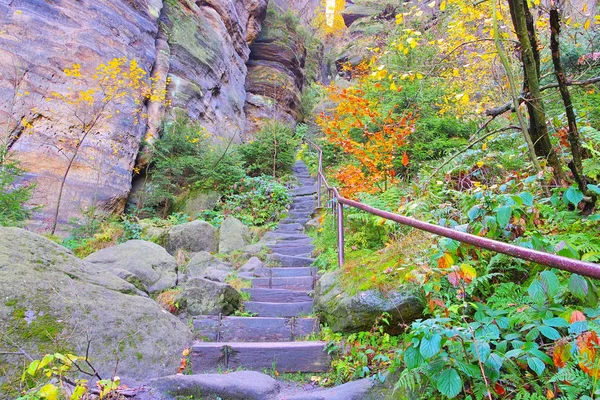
[166,220,218,254]
[0,228,192,395]
[180,277,240,316]
[314,269,424,334]
[85,240,178,293]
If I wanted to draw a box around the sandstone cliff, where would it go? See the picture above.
[0,0,268,230]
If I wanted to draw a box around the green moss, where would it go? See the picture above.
[4,298,17,307]
[167,1,222,67]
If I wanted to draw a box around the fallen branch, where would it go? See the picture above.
[485,76,600,117]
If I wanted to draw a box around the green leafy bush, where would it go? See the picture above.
[143,113,244,214]
[239,121,300,178]
[0,152,33,227]
[220,175,291,227]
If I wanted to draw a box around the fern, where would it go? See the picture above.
[513,391,546,400]
[581,126,600,180]
[549,363,592,399]
[394,366,424,394]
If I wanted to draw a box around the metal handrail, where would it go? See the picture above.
[304,139,600,280]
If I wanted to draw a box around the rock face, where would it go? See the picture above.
[314,270,424,334]
[0,0,269,230]
[166,220,218,254]
[0,228,192,394]
[163,0,267,140]
[0,0,163,230]
[244,7,307,136]
[181,277,240,316]
[85,240,178,293]
[219,216,250,253]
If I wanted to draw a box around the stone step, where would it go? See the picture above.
[280,218,310,225]
[242,288,313,303]
[253,267,316,278]
[290,205,316,213]
[292,195,316,202]
[297,180,316,186]
[252,276,314,290]
[267,254,315,268]
[264,232,310,242]
[291,186,318,196]
[276,223,304,233]
[244,301,314,317]
[193,316,319,342]
[288,211,313,219]
[192,341,330,373]
[271,239,313,247]
[268,244,313,256]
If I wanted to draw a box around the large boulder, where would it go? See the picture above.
[85,240,177,293]
[166,220,218,254]
[219,216,250,253]
[186,251,232,282]
[181,277,240,316]
[0,228,192,395]
[180,190,221,218]
[314,270,424,334]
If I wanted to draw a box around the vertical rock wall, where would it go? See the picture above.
[163,0,266,142]
[0,0,267,231]
[244,6,307,137]
[0,0,163,230]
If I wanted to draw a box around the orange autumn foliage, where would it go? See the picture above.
[576,331,600,378]
[318,83,414,198]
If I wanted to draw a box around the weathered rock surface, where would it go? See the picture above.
[314,269,424,334]
[186,251,232,282]
[219,216,250,253]
[0,0,269,230]
[163,0,266,141]
[181,277,240,315]
[287,377,374,400]
[244,7,307,136]
[143,371,280,400]
[0,0,163,230]
[0,228,192,394]
[166,220,218,254]
[179,189,221,218]
[85,240,177,293]
[239,256,264,273]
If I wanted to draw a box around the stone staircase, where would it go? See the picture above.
[190,161,330,374]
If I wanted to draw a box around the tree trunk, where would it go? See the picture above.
[549,3,596,206]
[508,0,566,184]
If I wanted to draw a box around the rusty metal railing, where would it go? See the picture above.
[304,139,600,280]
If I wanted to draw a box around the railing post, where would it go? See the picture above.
[337,200,345,267]
[317,152,323,207]
[317,174,322,208]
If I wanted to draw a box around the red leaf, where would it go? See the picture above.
[570,310,586,323]
[448,272,461,288]
[552,342,571,368]
[402,151,410,167]
[495,382,505,395]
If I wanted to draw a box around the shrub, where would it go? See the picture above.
[220,175,291,226]
[239,121,300,178]
[0,153,33,227]
[143,113,245,214]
